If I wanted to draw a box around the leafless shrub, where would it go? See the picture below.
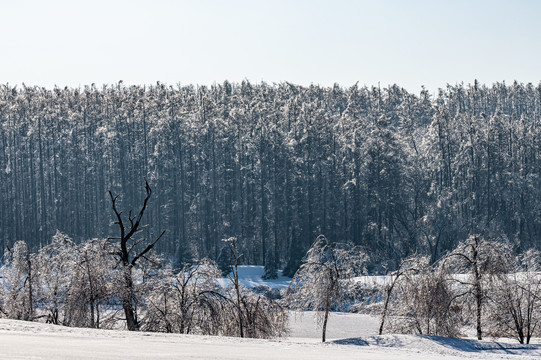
[142,247,288,339]
[142,258,221,334]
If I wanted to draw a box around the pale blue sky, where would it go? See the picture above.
[1,0,540,93]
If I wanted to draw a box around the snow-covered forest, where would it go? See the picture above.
[1,80,540,275]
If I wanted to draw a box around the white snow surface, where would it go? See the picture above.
[1,315,540,359]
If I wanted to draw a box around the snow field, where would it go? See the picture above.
[1,315,540,359]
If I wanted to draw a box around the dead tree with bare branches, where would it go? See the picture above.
[108,181,165,331]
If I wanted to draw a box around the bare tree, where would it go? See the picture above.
[33,232,77,325]
[287,235,366,342]
[444,235,513,340]
[379,254,426,335]
[487,249,541,344]
[220,237,288,339]
[386,257,462,337]
[223,237,246,337]
[108,181,165,331]
[0,241,34,321]
[33,233,120,328]
[65,238,119,329]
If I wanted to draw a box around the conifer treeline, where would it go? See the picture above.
[1,80,540,273]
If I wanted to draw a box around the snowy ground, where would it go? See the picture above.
[1,315,540,360]
[1,266,540,359]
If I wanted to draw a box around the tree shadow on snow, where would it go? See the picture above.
[332,338,370,346]
[332,335,420,348]
[424,336,541,355]
[333,336,407,347]
[333,335,541,356]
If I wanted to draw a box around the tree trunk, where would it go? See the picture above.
[322,297,330,343]
[472,237,483,340]
[26,250,34,321]
[322,267,334,343]
[379,283,395,335]
[123,301,138,331]
[122,266,139,331]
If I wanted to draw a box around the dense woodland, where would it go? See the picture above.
[1,80,541,275]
